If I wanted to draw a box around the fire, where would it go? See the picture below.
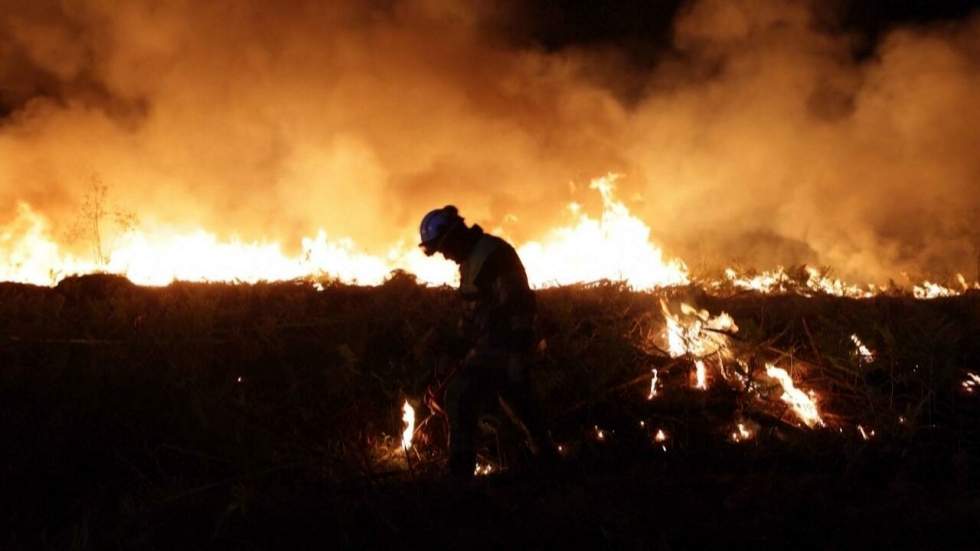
[723,266,975,300]
[660,300,738,389]
[647,368,659,399]
[0,175,690,289]
[694,360,707,390]
[594,425,606,441]
[764,364,824,428]
[850,334,875,364]
[962,372,980,393]
[856,425,875,440]
[0,175,975,298]
[474,463,494,476]
[724,266,876,298]
[0,202,457,287]
[731,422,754,443]
[913,281,959,299]
[654,429,668,442]
[401,400,415,451]
[517,175,688,290]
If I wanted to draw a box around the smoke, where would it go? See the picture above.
[1,0,977,282]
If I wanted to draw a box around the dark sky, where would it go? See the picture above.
[510,0,979,61]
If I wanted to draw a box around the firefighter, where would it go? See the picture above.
[419,205,554,480]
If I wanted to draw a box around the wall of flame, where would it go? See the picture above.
[1,0,978,285]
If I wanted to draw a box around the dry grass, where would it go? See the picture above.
[1,274,977,548]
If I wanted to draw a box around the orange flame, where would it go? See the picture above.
[660,300,737,390]
[764,364,824,428]
[850,334,875,364]
[731,422,754,443]
[647,368,659,399]
[1,175,973,298]
[401,400,415,451]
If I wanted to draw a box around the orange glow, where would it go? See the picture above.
[1,176,974,297]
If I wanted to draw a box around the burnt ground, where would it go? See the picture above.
[1,274,978,550]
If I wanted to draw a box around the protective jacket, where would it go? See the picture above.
[457,226,536,354]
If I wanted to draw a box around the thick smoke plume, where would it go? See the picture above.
[1,0,977,282]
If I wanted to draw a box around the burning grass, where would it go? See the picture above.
[1,274,978,547]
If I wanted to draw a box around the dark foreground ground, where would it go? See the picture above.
[1,274,978,549]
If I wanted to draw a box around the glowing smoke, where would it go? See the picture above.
[1,0,977,283]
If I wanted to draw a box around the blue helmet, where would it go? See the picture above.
[419,205,462,256]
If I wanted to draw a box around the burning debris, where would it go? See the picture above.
[963,373,980,394]
[850,334,875,364]
[730,422,755,443]
[764,364,824,428]
[723,266,877,299]
[660,300,738,390]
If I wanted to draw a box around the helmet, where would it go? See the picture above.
[419,205,462,256]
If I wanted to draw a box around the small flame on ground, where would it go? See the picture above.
[401,400,415,451]
[694,360,707,390]
[856,425,875,440]
[660,300,737,391]
[850,334,875,364]
[724,266,876,298]
[962,372,980,393]
[654,429,668,443]
[595,425,606,441]
[474,463,494,476]
[647,368,659,399]
[731,423,753,443]
[764,364,824,428]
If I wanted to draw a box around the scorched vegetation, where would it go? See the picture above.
[1,274,978,549]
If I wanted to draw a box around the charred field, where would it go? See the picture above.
[2,273,978,550]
